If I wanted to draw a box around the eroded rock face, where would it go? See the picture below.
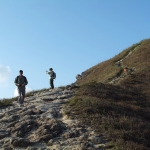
[88,136,102,144]
[65,83,78,90]
[41,95,57,101]
[0,130,10,139]
[0,113,4,119]
[10,137,31,147]
[62,130,80,139]
[0,87,110,149]
[10,119,38,137]
[34,119,65,142]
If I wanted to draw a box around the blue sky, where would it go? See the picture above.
[0,0,150,99]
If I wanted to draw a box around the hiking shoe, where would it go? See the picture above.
[49,88,54,91]
[20,104,24,107]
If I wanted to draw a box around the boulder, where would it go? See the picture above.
[10,137,31,147]
[38,134,52,142]
[7,121,18,128]
[65,83,78,90]
[63,90,73,95]
[35,119,64,142]
[11,120,38,137]
[47,139,54,146]
[26,147,39,150]
[88,136,102,144]
[20,110,35,116]
[41,96,57,101]
[0,113,4,119]
[0,130,10,139]
[1,145,13,150]
[62,130,79,139]
[76,74,82,80]
[57,95,69,99]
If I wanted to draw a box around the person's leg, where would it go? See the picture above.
[22,88,25,103]
[52,79,54,89]
[49,79,51,88]
[50,79,54,89]
[17,88,22,104]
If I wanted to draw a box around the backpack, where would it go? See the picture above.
[53,72,56,79]
[16,76,27,84]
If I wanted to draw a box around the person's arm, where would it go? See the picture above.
[24,77,28,85]
[14,77,19,86]
[47,71,52,76]
[46,71,51,75]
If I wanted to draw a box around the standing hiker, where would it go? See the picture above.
[124,67,128,75]
[14,70,28,106]
[46,68,56,89]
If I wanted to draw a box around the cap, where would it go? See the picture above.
[19,70,23,72]
[49,68,53,71]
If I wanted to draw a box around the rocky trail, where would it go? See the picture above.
[0,86,111,150]
[109,44,140,84]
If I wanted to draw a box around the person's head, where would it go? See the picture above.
[49,68,53,71]
[19,70,23,76]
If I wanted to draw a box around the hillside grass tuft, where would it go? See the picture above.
[69,82,150,149]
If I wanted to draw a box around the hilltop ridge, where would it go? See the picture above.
[78,39,150,90]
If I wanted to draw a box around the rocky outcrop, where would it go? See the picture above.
[76,74,82,80]
[10,137,31,147]
[0,87,111,149]
[0,130,10,139]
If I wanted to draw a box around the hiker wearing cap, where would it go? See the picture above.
[46,68,56,89]
[14,70,28,106]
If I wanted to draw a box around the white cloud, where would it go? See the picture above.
[14,87,33,97]
[0,64,11,86]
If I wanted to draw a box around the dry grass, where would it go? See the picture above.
[71,39,150,149]
[77,39,149,85]
[0,88,49,107]
[69,82,150,149]
[0,97,18,107]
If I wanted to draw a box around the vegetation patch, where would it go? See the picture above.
[0,97,18,107]
[69,82,150,150]
[0,88,49,107]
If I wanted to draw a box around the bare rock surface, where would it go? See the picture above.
[0,87,111,149]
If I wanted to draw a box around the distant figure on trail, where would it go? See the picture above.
[46,68,56,89]
[124,67,128,75]
[76,74,82,80]
[14,70,28,106]
[115,61,121,67]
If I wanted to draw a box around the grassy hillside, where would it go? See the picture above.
[77,39,149,85]
[69,82,150,149]
[70,39,150,149]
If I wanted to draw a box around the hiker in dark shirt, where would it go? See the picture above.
[46,68,56,89]
[14,70,28,106]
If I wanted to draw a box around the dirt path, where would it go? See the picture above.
[109,44,140,84]
[0,87,111,150]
